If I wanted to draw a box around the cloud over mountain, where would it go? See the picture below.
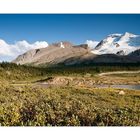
[0,39,48,61]
[85,40,99,48]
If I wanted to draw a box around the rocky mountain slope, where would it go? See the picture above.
[12,32,140,66]
[13,41,91,66]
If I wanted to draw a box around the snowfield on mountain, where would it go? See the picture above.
[91,32,140,55]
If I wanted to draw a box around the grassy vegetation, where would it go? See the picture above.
[44,63,140,77]
[0,62,140,81]
[0,62,140,126]
[0,62,47,82]
[0,84,139,126]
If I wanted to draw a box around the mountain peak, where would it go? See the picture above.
[51,41,73,48]
[123,32,137,37]
[119,32,138,42]
[108,33,122,38]
[107,32,137,39]
[60,42,65,48]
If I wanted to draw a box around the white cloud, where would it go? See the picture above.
[86,40,99,49]
[0,39,48,62]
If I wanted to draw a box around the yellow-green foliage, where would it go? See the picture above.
[0,62,46,82]
[0,84,139,126]
[0,62,140,126]
[0,62,140,81]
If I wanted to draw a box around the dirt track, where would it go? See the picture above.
[98,70,140,76]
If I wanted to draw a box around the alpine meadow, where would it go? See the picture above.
[0,14,140,126]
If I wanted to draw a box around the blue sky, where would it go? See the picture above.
[0,14,140,44]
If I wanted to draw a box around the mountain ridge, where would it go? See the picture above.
[12,32,140,66]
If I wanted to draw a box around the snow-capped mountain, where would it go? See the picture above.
[8,32,140,66]
[91,32,140,55]
[13,38,140,66]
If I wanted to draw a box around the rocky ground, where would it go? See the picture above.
[38,71,140,87]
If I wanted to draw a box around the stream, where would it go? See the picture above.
[94,84,140,90]
[37,83,140,90]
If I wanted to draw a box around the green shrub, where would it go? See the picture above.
[0,84,139,126]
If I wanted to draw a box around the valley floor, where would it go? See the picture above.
[33,70,140,87]
[0,63,140,126]
[0,83,140,126]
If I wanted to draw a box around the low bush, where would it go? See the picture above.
[0,84,139,126]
